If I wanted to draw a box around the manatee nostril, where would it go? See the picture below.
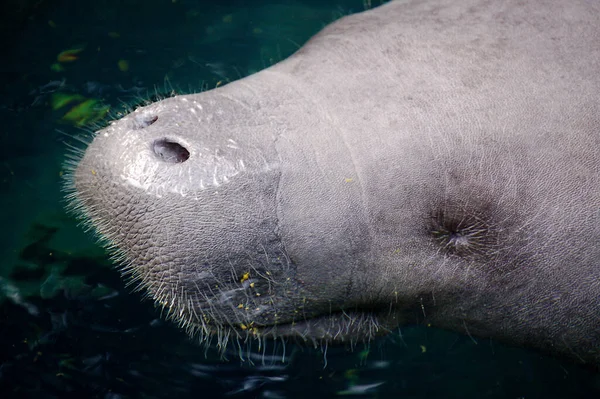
[153,139,190,163]
[133,114,158,129]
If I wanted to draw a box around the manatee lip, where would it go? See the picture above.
[152,138,190,163]
[205,309,393,343]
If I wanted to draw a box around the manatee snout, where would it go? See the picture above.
[73,92,283,331]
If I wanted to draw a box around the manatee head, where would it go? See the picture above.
[66,0,600,365]
[66,72,402,350]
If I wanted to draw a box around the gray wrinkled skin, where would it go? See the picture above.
[68,0,600,364]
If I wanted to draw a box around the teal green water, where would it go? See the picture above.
[1,1,598,397]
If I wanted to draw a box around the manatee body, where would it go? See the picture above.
[69,0,600,364]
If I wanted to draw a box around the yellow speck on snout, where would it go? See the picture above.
[344,177,354,183]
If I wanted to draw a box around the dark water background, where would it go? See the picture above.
[1,0,599,398]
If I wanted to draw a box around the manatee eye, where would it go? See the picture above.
[429,207,495,258]
[153,139,190,163]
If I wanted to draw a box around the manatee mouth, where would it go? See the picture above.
[253,310,393,343]
[191,304,394,346]
[171,272,393,345]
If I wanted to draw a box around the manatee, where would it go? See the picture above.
[67,0,600,364]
